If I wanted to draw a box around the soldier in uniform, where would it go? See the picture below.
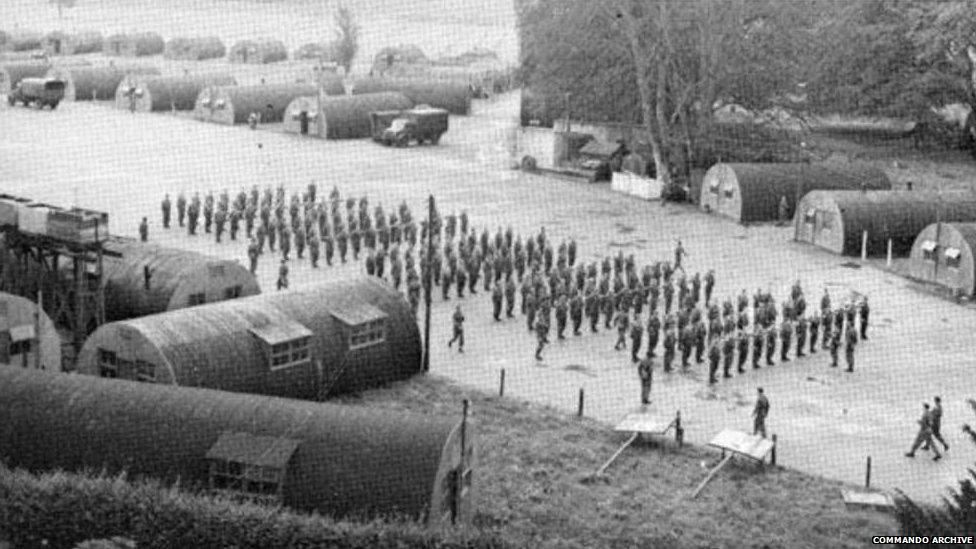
[365,249,376,276]
[455,260,467,298]
[279,223,292,260]
[753,388,770,438]
[674,239,687,273]
[441,260,453,300]
[648,280,659,314]
[187,194,200,235]
[161,194,172,229]
[276,259,289,290]
[534,314,550,361]
[765,325,777,366]
[267,218,277,251]
[821,308,833,350]
[203,193,214,234]
[568,238,577,267]
[336,226,349,263]
[138,217,149,242]
[752,327,764,369]
[292,224,305,259]
[844,325,858,372]
[602,284,615,330]
[569,290,583,335]
[808,311,820,353]
[247,238,259,274]
[613,308,630,351]
[829,331,840,367]
[737,329,749,374]
[779,319,792,362]
[663,281,674,315]
[322,230,335,266]
[707,338,721,384]
[663,329,676,373]
[720,334,734,378]
[376,245,388,280]
[680,324,695,369]
[391,253,403,290]
[214,208,226,243]
[408,276,421,316]
[628,316,643,363]
[256,222,268,254]
[350,222,362,260]
[505,277,517,318]
[176,192,187,228]
[555,294,569,339]
[308,231,320,268]
[448,304,465,353]
[482,254,494,292]
[638,357,653,405]
[525,287,538,332]
[795,316,807,358]
[229,209,241,241]
[585,288,599,333]
[702,269,714,305]
[646,314,660,358]
[859,296,870,340]
[490,280,504,321]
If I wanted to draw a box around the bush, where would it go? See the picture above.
[0,465,510,549]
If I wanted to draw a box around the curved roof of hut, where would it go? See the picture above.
[135,73,237,110]
[217,82,321,123]
[318,92,413,139]
[49,65,160,100]
[100,237,259,321]
[0,367,460,521]
[43,30,104,54]
[352,77,470,115]
[228,39,288,63]
[1,61,52,90]
[164,36,225,60]
[99,277,420,396]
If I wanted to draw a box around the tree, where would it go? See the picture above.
[895,398,976,545]
[332,3,359,74]
[50,0,76,19]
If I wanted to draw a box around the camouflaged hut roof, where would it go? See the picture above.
[99,237,260,321]
[79,276,421,398]
[0,367,464,522]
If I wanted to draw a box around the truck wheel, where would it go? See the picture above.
[396,136,409,148]
[49,101,59,110]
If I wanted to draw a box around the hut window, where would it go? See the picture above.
[349,319,386,350]
[135,360,156,382]
[214,99,226,109]
[188,293,206,306]
[945,247,962,269]
[708,181,719,194]
[97,348,118,378]
[723,188,734,199]
[921,240,937,261]
[804,208,816,224]
[249,321,314,371]
[270,337,311,370]
[224,285,243,299]
[206,432,299,505]
[9,339,32,356]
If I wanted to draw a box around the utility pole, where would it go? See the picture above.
[422,194,434,372]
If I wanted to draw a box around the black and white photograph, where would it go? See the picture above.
[1,0,976,547]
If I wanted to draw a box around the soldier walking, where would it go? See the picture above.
[673,239,687,273]
[555,294,568,339]
[707,338,721,384]
[663,329,676,373]
[753,388,770,438]
[276,259,289,290]
[704,269,715,305]
[456,262,467,298]
[905,403,942,461]
[586,289,599,333]
[229,209,241,241]
[323,232,334,266]
[492,280,504,321]
[859,296,870,340]
[722,334,735,378]
[646,314,660,358]
[506,277,517,318]
[844,326,858,372]
[752,327,764,369]
[737,329,749,374]
[630,317,644,363]
[294,225,306,259]
[765,325,777,366]
[613,308,629,351]
[570,291,583,335]
[638,357,653,405]
[176,192,187,228]
[535,314,550,361]
[779,319,792,362]
[247,238,259,274]
[925,396,950,452]
[279,224,291,261]
[161,194,171,229]
[525,290,537,332]
[448,304,465,353]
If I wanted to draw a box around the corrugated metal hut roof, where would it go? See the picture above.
[799,190,976,256]
[908,222,976,296]
[99,237,260,321]
[208,83,321,124]
[0,60,51,93]
[164,36,226,60]
[701,162,892,223]
[78,276,421,399]
[313,92,413,139]
[352,77,471,115]
[0,291,61,371]
[105,32,165,57]
[118,73,237,111]
[0,368,468,523]
[42,31,103,55]
[228,39,288,64]
[46,65,160,101]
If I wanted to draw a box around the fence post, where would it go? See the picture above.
[861,231,868,261]
[577,388,585,417]
[675,410,684,446]
[865,456,872,489]
[499,368,505,397]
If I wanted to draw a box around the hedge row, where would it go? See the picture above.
[0,466,510,549]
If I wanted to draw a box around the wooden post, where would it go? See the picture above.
[675,410,684,446]
[499,368,505,397]
[770,434,778,466]
[455,398,469,525]
[886,239,892,267]
[865,456,872,489]
[422,195,434,373]
[34,290,41,370]
[861,231,868,261]
[577,388,584,417]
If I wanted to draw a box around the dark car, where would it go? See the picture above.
[7,77,65,110]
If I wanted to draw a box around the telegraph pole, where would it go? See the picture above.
[422,194,435,372]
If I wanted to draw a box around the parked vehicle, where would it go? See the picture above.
[373,106,449,147]
[7,78,65,109]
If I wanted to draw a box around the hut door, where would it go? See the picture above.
[299,112,309,135]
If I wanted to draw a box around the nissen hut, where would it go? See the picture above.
[0,368,474,524]
[283,92,413,139]
[77,277,421,399]
[0,292,61,371]
[46,65,160,101]
[193,82,330,125]
[908,222,976,297]
[115,73,237,112]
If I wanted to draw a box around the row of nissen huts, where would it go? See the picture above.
[697,162,976,297]
[0,195,469,525]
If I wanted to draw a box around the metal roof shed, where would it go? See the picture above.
[908,222,976,297]
[794,191,976,256]
[99,237,260,322]
[114,73,237,112]
[0,368,473,524]
[700,163,892,223]
[45,65,161,101]
[193,82,331,125]
[283,92,413,139]
[0,292,61,371]
[76,277,420,399]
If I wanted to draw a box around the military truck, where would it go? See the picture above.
[7,78,65,109]
[372,106,449,147]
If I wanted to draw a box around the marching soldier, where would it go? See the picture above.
[752,327,764,369]
[161,194,172,229]
[585,288,599,333]
[808,311,820,353]
[505,277,517,318]
[138,217,149,242]
[308,231,320,268]
[456,260,467,298]
[336,226,348,263]
[639,357,653,405]
[176,192,187,228]
[845,325,858,372]
[569,290,583,335]
[663,328,676,373]
[613,308,630,351]
[829,331,840,367]
[859,296,870,340]
[737,329,749,374]
[247,238,259,274]
[448,304,465,353]
[214,208,226,243]
[708,338,721,384]
[229,209,241,241]
[279,224,291,260]
[765,325,777,366]
[365,249,376,276]
[674,239,687,272]
[276,259,289,291]
[779,319,792,362]
[492,280,504,321]
[555,294,569,339]
[663,281,674,315]
[203,193,214,233]
[534,314,550,361]
[630,316,644,363]
[722,334,735,378]
[680,323,695,369]
[646,314,660,358]
[294,225,306,259]
[704,269,715,305]
[795,316,807,358]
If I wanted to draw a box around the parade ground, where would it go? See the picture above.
[2,86,975,506]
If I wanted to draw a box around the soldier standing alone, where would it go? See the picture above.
[138,217,149,242]
[753,388,770,438]
[448,304,465,353]
[276,259,289,290]
[535,314,550,361]
[638,357,653,405]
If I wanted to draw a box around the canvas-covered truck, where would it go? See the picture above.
[7,77,65,109]
[372,106,449,147]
